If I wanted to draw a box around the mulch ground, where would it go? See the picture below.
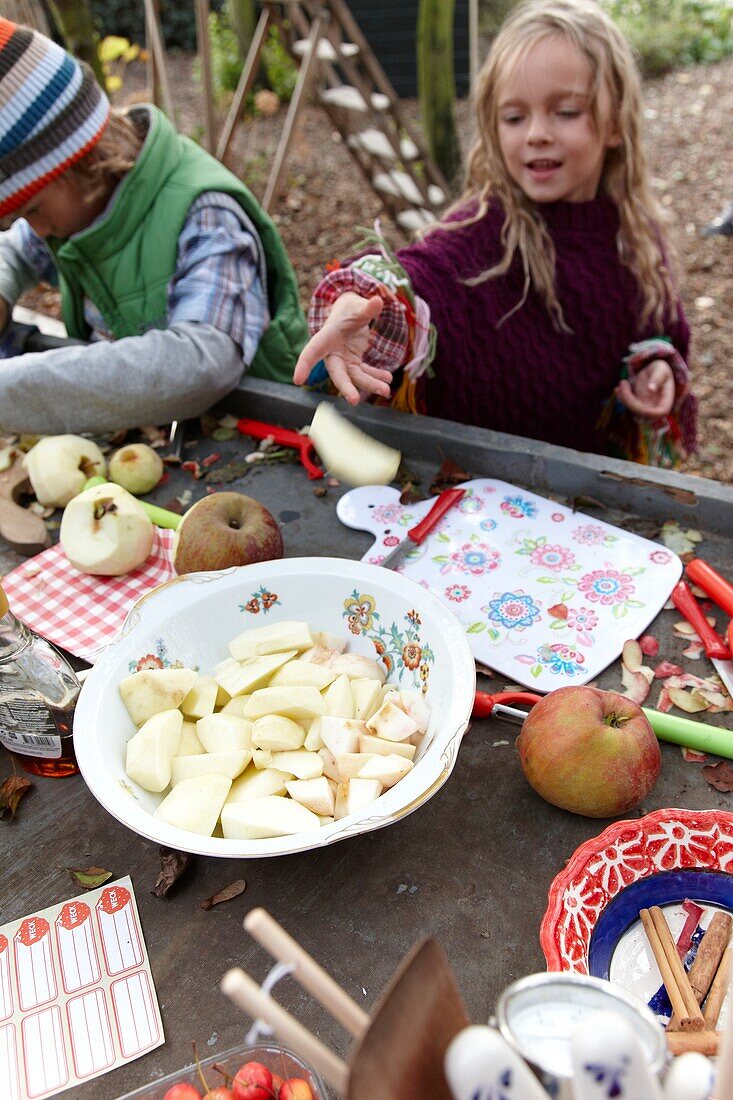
[20,53,733,482]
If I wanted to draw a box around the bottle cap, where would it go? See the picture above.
[0,584,8,619]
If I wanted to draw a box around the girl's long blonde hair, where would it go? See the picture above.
[444,0,677,331]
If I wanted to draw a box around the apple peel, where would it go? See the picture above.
[667,687,710,714]
[621,665,652,704]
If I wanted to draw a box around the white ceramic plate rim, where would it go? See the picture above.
[73,557,476,857]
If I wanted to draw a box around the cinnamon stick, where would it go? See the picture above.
[667,1030,721,1057]
[668,910,732,1030]
[704,946,732,1029]
[640,907,705,1031]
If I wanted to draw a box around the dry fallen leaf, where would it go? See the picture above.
[66,867,113,890]
[548,603,569,620]
[151,848,193,898]
[201,879,246,910]
[659,520,703,560]
[429,458,472,494]
[0,775,33,820]
[702,761,733,792]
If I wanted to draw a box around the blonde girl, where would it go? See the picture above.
[295,0,696,466]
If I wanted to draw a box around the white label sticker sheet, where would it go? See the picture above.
[0,877,163,1099]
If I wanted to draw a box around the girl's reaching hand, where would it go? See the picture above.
[616,359,675,419]
[293,292,394,406]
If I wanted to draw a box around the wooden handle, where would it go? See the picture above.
[245,908,369,1038]
[220,967,349,1094]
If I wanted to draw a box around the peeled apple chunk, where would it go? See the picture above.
[125,709,183,792]
[229,621,313,661]
[24,434,107,507]
[171,750,250,785]
[119,668,198,726]
[221,795,321,839]
[156,775,232,836]
[60,482,154,576]
[307,401,401,487]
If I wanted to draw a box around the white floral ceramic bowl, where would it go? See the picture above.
[73,557,476,857]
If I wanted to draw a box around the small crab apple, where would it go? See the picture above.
[271,1075,285,1093]
[163,1085,201,1100]
[232,1061,273,1100]
[279,1079,315,1100]
[209,1088,234,1099]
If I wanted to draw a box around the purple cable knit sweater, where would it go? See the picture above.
[396,194,691,455]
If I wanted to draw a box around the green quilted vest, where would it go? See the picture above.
[49,107,308,384]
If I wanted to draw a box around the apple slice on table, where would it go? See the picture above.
[180,675,219,719]
[268,661,338,690]
[307,401,401,487]
[251,715,306,752]
[359,732,416,761]
[196,713,253,754]
[357,754,414,788]
[120,667,198,726]
[221,795,321,840]
[213,651,297,697]
[156,775,232,836]
[125,709,183,792]
[322,673,355,718]
[225,765,291,803]
[243,686,326,722]
[171,750,250,785]
[60,482,154,576]
[366,700,419,742]
[285,776,335,816]
[270,749,324,779]
[24,434,107,507]
[176,721,206,757]
[229,620,313,661]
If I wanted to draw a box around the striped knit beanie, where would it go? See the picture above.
[0,17,110,218]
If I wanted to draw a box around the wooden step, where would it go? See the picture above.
[372,170,445,207]
[293,38,359,60]
[319,85,390,112]
[347,128,418,161]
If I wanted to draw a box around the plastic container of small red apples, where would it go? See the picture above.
[119,1042,329,1099]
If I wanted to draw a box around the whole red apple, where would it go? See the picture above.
[279,1078,314,1100]
[173,491,284,575]
[163,1085,202,1100]
[232,1060,273,1100]
[516,686,661,818]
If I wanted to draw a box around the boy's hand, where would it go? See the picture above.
[293,292,394,406]
[616,359,675,419]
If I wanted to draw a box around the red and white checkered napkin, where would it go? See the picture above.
[2,529,176,663]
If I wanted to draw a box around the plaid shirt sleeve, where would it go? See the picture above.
[167,192,270,366]
[308,262,410,370]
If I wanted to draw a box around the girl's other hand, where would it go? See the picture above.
[293,292,394,406]
[616,359,675,419]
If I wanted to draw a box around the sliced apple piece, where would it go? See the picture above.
[399,689,432,734]
[329,652,386,683]
[359,732,416,761]
[221,796,320,839]
[357,754,414,788]
[320,716,368,757]
[213,651,297,697]
[268,661,338,690]
[243,686,326,721]
[228,621,313,661]
[155,774,231,836]
[119,667,198,726]
[285,776,335,816]
[171,750,249,785]
[300,644,339,666]
[176,720,206,757]
[219,695,251,717]
[252,748,275,770]
[352,679,385,722]
[322,674,354,718]
[180,675,219,719]
[335,752,376,781]
[225,765,291,804]
[251,714,306,752]
[304,717,324,751]
[312,632,348,653]
[196,713,252,754]
[270,749,324,779]
[318,746,340,782]
[346,777,383,815]
[366,700,419,742]
[125,708,183,792]
[308,401,400,487]
[334,781,349,820]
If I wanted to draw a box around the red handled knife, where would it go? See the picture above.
[380,487,466,571]
[672,579,733,697]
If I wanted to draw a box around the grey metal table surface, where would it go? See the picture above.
[2,384,732,1098]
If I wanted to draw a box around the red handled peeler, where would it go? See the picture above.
[238,418,324,480]
[472,690,541,722]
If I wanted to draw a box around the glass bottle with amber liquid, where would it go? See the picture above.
[0,583,81,776]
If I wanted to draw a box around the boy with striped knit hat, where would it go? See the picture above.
[0,17,308,434]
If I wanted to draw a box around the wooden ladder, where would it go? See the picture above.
[215,0,450,228]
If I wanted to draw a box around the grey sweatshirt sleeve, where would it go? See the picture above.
[0,321,244,435]
[0,221,58,313]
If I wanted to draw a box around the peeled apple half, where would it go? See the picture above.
[308,401,400,486]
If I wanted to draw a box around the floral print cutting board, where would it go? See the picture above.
[337,480,682,692]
